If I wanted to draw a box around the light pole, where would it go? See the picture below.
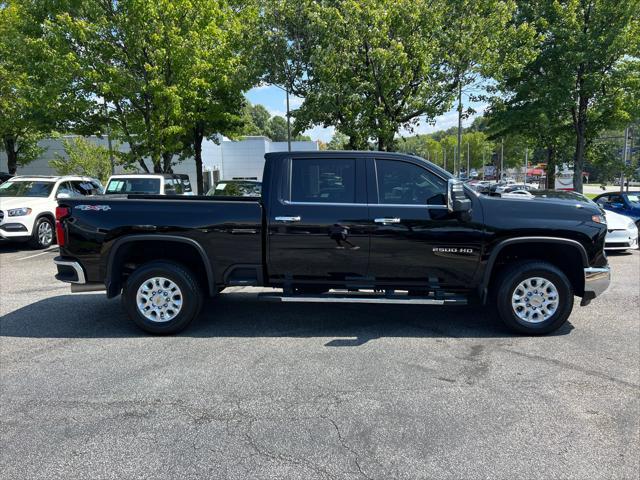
[103,98,115,174]
[500,138,504,181]
[524,147,528,185]
[466,142,470,177]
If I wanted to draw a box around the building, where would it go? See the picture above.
[0,135,319,192]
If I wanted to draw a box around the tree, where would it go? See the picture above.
[440,0,536,173]
[268,116,289,142]
[326,132,349,151]
[49,137,113,184]
[291,0,456,151]
[489,0,640,192]
[0,1,81,173]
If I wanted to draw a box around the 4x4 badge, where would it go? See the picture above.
[76,205,111,211]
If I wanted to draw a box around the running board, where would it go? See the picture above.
[258,291,467,305]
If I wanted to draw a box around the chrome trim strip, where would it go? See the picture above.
[54,258,86,284]
[284,200,447,209]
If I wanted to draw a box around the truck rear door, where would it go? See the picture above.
[266,155,369,287]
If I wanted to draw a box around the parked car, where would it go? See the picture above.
[593,191,640,227]
[0,175,102,248]
[53,151,610,336]
[104,174,194,195]
[206,180,262,197]
[0,172,13,184]
[603,210,638,251]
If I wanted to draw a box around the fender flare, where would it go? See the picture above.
[479,236,589,303]
[105,234,215,297]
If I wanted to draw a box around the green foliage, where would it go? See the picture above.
[49,137,113,184]
[0,0,81,173]
[289,0,457,151]
[487,0,640,192]
[48,0,256,181]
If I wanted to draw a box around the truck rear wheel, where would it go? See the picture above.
[495,261,574,335]
[122,261,202,335]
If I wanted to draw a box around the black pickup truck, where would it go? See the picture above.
[53,151,611,335]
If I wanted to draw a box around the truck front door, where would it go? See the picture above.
[267,156,369,287]
[366,157,483,290]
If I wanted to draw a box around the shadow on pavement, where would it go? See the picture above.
[0,291,573,343]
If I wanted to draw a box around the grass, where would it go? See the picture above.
[584,193,598,199]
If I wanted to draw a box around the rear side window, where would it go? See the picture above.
[291,158,356,203]
[375,159,446,205]
[164,178,177,194]
[178,175,192,193]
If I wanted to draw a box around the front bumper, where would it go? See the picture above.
[581,266,611,306]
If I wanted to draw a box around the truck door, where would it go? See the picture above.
[366,157,483,289]
[267,155,369,286]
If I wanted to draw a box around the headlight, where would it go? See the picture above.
[7,207,32,217]
[592,214,606,225]
[629,221,638,231]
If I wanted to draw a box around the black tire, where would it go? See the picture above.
[122,261,203,335]
[495,261,574,335]
[29,216,55,249]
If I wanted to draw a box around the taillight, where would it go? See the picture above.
[55,206,70,246]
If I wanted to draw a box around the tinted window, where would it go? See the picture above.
[177,175,192,193]
[105,178,161,194]
[71,181,101,196]
[375,159,446,205]
[0,180,55,197]
[291,158,356,203]
[208,181,261,197]
[164,178,177,194]
[56,182,76,197]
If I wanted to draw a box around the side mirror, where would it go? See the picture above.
[56,192,71,199]
[447,179,472,213]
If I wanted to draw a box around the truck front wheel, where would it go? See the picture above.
[495,261,574,335]
[122,261,203,335]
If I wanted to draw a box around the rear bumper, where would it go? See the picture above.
[581,266,611,306]
[54,256,86,283]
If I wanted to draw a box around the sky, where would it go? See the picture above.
[245,85,488,143]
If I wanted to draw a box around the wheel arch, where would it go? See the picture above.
[480,237,588,303]
[105,235,216,298]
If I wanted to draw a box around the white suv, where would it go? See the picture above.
[0,175,103,249]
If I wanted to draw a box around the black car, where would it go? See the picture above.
[53,151,610,336]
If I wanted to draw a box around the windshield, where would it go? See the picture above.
[105,178,161,194]
[208,181,262,197]
[0,180,54,197]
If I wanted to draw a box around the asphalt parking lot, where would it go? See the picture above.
[1,245,639,480]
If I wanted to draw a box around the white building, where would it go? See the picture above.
[1,135,319,192]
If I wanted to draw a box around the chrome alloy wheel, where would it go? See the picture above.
[136,277,183,323]
[511,276,559,324]
[38,221,53,246]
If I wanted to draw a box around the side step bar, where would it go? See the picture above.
[258,291,467,305]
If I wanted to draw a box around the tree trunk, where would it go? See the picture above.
[3,136,18,174]
[162,152,173,172]
[152,154,163,173]
[193,125,204,195]
[546,146,556,189]
[573,116,587,193]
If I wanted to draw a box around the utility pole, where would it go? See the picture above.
[457,80,463,179]
[103,98,115,175]
[500,138,504,181]
[620,127,629,193]
[443,147,447,172]
[524,148,528,185]
[286,86,292,152]
[482,149,485,180]
[466,142,470,178]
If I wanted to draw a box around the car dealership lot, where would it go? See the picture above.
[1,246,639,479]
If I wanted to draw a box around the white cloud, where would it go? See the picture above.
[287,95,304,110]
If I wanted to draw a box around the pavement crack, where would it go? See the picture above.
[323,416,373,480]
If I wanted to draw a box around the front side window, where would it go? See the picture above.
[375,159,446,205]
[291,158,356,203]
[0,180,55,198]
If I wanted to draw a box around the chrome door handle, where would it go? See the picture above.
[374,217,401,224]
[275,216,301,223]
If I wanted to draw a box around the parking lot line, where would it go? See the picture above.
[16,247,58,261]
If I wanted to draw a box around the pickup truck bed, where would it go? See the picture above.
[53,151,611,336]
